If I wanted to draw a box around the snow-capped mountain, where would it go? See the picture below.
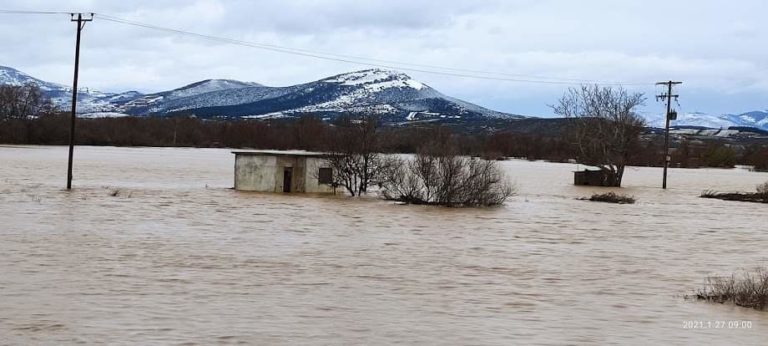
[1,66,520,122]
[727,111,768,129]
[0,65,144,113]
[116,81,273,115]
[647,110,768,131]
[0,65,66,92]
[6,65,767,130]
[121,69,520,122]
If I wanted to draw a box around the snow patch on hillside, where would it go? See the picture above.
[80,112,131,118]
[324,69,425,91]
[0,65,66,91]
[2,65,519,121]
[646,110,768,131]
[165,79,261,100]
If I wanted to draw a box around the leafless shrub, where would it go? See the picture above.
[700,183,768,204]
[690,268,768,310]
[380,150,515,207]
[757,181,768,197]
[579,192,635,204]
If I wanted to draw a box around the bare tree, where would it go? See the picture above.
[552,85,645,187]
[324,115,393,196]
[381,143,515,207]
[0,83,54,120]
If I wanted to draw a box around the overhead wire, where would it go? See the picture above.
[0,9,656,86]
[0,9,71,15]
[94,13,654,86]
[95,14,611,83]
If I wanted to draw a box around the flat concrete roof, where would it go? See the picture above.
[231,150,327,157]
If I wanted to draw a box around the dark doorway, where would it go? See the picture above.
[283,167,293,192]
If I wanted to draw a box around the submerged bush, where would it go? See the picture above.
[579,192,635,204]
[757,182,768,197]
[105,187,132,198]
[691,268,768,310]
[380,152,515,207]
[701,182,768,203]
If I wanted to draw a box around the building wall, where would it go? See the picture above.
[234,154,335,194]
[274,156,306,192]
[234,155,278,191]
[573,169,619,187]
[304,157,335,194]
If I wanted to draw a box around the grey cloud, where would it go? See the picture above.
[0,0,766,116]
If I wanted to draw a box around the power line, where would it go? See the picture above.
[0,9,656,86]
[0,10,71,15]
[94,13,654,86]
[96,14,612,84]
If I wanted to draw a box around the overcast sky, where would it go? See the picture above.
[0,0,766,116]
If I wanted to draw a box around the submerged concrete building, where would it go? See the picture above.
[573,169,619,187]
[232,150,335,193]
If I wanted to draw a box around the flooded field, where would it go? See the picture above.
[1,145,767,345]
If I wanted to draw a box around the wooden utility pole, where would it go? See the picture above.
[656,81,681,190]
[67,13,93,190]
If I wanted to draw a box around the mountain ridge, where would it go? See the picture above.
[0,65,522,122]
[646,110,768,131]
[2,65,767,130]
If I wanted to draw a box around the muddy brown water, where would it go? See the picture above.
[1,145,767,345]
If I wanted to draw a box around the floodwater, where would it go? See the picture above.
[1,145,767,345]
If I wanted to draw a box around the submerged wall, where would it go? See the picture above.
[303,157,335,194]
[233,153,335,193]
[234,154,278,192]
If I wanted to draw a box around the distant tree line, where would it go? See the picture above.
[1,83,767,171]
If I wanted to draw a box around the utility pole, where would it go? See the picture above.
[66,13,93,190]
[656,81,681,190]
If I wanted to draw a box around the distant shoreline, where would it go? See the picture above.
[1,144,765,172]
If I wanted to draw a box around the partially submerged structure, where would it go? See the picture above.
[232,150,335,193]
[574,169,619,187]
